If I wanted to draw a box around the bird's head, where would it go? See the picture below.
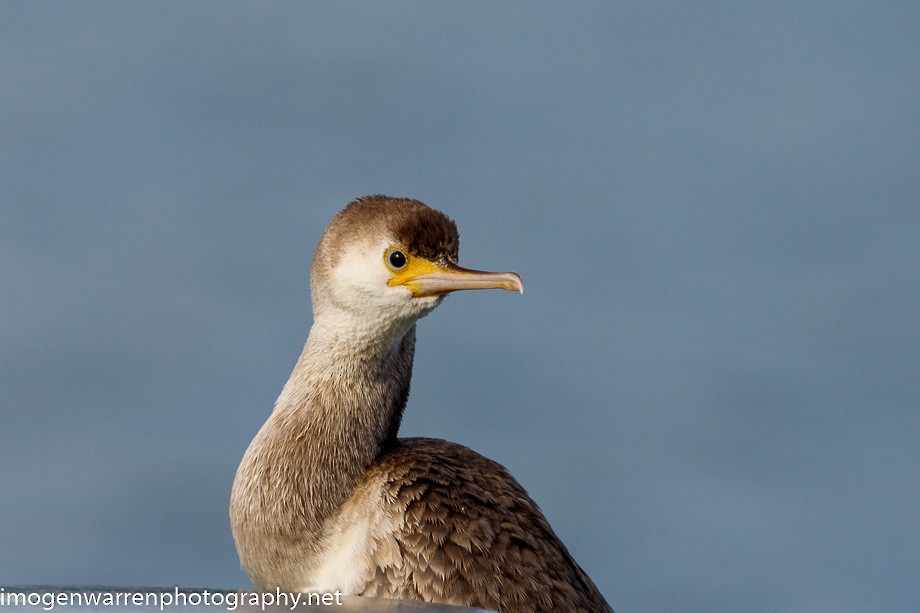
[309,196,523,343]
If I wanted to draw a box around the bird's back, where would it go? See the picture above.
[326,437,613,613]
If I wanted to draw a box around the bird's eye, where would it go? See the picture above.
[386,249,407,270]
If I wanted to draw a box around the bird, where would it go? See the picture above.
[230,195,614,613]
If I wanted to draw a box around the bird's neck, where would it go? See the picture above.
[237,315,416,549]
[279,318,416,464]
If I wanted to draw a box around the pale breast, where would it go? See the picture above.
[298,463,403,594]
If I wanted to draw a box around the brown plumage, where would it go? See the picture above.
[230,196,613,612]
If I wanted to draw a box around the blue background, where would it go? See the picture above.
[2,3,918,611]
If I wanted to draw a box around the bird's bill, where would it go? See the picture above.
[400,263,524,297]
